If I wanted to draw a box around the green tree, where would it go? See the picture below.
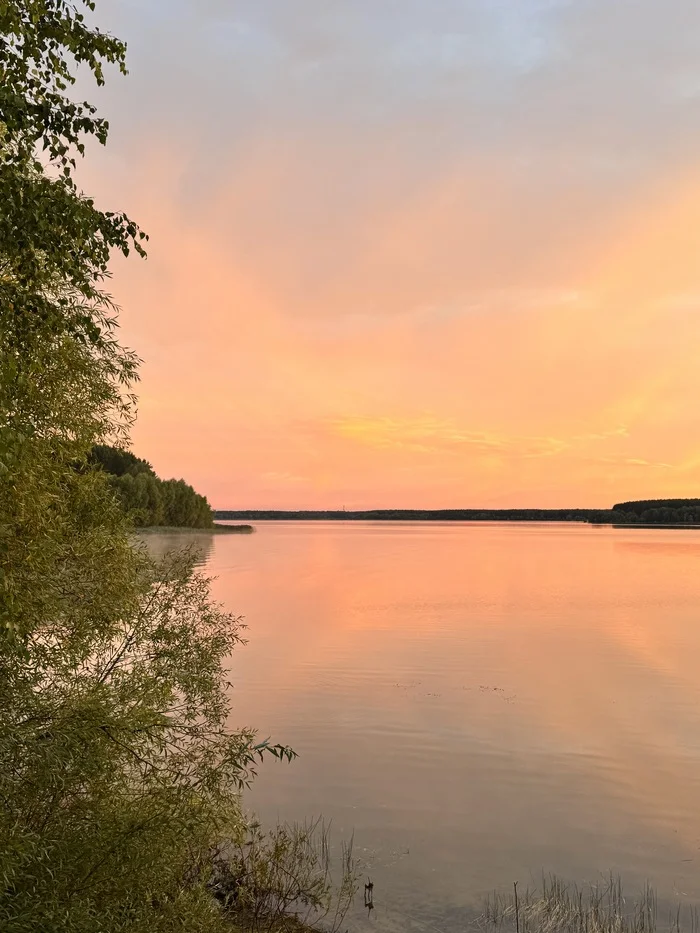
[0,3,292,930]
[90,444,156,477]
[92,446,215,528]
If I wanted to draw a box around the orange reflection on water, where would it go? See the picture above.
[153,523,700,927]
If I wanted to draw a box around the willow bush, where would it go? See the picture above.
[0,3,292,930]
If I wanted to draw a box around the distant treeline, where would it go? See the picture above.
[91,446,213,528]
[608,499,700,525]
[216,504,700,526]
[215,509,617,522]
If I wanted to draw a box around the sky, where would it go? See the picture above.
[79,0,700,509]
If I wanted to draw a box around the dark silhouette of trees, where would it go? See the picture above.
[89,444,155,477]
[92,445,213,528]
[215,509,617,522]
[215,505,699,526]
[613,499,700,523]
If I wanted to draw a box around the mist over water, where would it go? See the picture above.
[146,522,700,932]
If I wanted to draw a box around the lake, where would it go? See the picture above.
[145,521,700,932]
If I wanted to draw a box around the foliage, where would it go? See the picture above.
[218,505,700,527]
[587,510,639,525]
[0,3,295,931]
[91,444,215,528]
[216,509,620,522]
[614,498,700,513]
[111,473,214,528]
[210,818,360,933]
[0,544,293,933]
[0,0,144,636]
[90,443,155,477]
[611,500,700,525]
[0,0,145,416]
[1,0,126,165]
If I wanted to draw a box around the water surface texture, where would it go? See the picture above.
[147,522,700,931]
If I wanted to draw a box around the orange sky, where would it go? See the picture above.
[80,0,700,508]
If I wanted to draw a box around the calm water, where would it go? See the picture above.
[145,522,700,931]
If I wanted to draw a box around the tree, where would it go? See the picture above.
[0,4,292,930]
[1,0,143,639]
[92,445,215,527]
[90,444,156,477]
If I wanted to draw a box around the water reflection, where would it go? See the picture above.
[166,523,700,930]
[138,529,215,566]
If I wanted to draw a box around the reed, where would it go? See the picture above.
[482,875,699,933]
[210,817,360,933]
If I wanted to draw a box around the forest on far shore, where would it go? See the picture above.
[215,502,700,525]
[609,499,700,525]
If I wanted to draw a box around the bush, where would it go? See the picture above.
[0,538,295,932]
[210,818,360,933]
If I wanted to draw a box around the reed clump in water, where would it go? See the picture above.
[210,817,359,933]
[482,875,699,933]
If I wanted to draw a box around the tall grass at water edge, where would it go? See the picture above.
[482,875,699,933]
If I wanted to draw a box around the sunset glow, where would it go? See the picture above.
[84,1,700,508]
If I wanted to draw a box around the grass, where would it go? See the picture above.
[211,818,359,933]
[481,875,699,933]
[224,871,699,933]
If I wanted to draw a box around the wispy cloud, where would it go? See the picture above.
[75,0,700,508]
[317,416,636,462]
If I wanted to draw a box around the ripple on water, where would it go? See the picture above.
[195,522,700,930]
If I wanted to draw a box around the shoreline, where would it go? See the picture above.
[215,513,700,530]
[137,524,255,534]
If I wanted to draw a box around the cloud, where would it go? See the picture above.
[318,415,571,458]
[72,0,700,507]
